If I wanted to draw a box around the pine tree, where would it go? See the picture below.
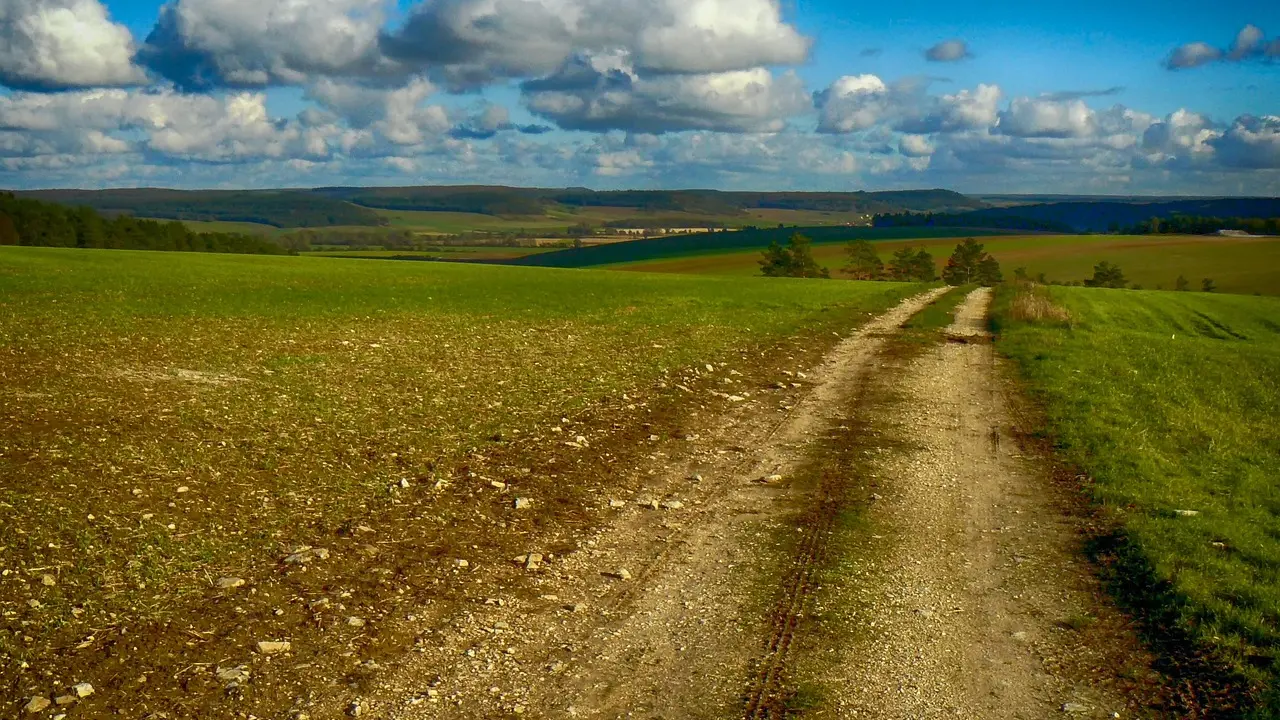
[843,239,884,280]
[759,239,792,277]
[1084,261,1128,289]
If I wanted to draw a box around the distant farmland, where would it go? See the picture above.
[607,234,1280,296]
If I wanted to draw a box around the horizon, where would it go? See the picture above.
[0,1,1276,194]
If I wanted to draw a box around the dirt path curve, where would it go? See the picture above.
[803,288,1160,719]
[328,288,949,719]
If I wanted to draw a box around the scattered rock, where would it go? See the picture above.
[41,574,56,586]
[525,553,544,570]
[54,695,76,706]
[760,474,784,484]
[24,696,50,714]
[568,603,588,613]
[1175,509,1201,517]
[346,617,366,628]
[513,497,532,510]
[256,640,292,655]
[1012,631,1029,642]
[348,701,364,717]
[176,486,190,494]
[661,500,685,510]
[215,665,251,684]
[283,547,330,565]
[215,577,246,590]
[1061,702,1090,713]
[603,568,632,581]
[869,493,883,502]
[609,499,627,508]
[638,498,660,510]
[727,395,745,402]
[489,480,507,491]
[454,559,470,569]
[71,683,93,699]
[690,474,704,482]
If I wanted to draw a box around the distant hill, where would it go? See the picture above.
[313,186,989,216]
[16,189,385,229]
[496,226,1014,269]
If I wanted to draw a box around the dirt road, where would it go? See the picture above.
[311,288,1165,719]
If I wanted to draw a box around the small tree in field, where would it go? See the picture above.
[843,238,884,280]
[1202,278,1217,293]
[942,238,1002,286]
[759,233,829,278]
[1084,261,1127,289]
[1175,275,1191,292]
[888,246,936,281]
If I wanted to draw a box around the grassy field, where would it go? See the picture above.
[307,246,555,261]
[614,234,1280,296]
[993,285,1280,714]
[0,247,920,671]
[371,206,877,234]
[141,218,285,236]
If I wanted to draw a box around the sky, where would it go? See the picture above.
[0,0,1277,194]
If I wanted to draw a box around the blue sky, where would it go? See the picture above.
[0,0,1276,193]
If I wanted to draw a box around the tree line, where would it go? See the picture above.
[1120,215,1279,236]
[0,193,286,255]
[760,234,1003,286]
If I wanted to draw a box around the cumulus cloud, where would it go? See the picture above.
[0,87,334,162]
[1165,24,1280,69]
[1138,109,1219,167]
[306,77,450,146]
[382,0,810,87]
[997,97,1097,138]
[0,0,146,90]
[523,54,810,133]
[925,39,971,63]
[140,0,391,89]
[898,134,933,157]
[449,104,551,139]
[816,76,1000,136]
[1210,115,1280,169]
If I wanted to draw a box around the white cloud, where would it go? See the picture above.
[0,0,146,90]
[1211,115,1280,169]
[524,55,810,133]
[1165,25,1280,69]
[898,134,933,157]
[140,0,391,88]
[997,97,1096,138]
[1139,109,1219,167]
[307,77,450,146]
[383,0,810,87]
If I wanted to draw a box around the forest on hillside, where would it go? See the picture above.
[0,193,286,254]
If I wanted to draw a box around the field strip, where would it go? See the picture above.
[311,288,947,719]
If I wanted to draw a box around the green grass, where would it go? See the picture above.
[993,285,1280,714]
[0,246,920,664]
[306,246,555,261]
[141,218,284,237]
[613,234,1280,296]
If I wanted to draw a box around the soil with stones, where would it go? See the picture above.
[10,289,1179,719]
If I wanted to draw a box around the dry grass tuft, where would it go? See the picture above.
[1008,284,1073,327]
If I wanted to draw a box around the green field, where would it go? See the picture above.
[370,206,874,234]
[994,286,1280,713]
[0,246,920,668]
[307,246,555,261]
[613,234,1280,296]
[139,218,284,237]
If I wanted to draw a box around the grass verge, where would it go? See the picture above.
[992,283,1280,717]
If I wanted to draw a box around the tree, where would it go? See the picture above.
[888,246,936,281]
[942,238,1002,286]
[1175,275,1190,291]
[977,255,1004,285]
[1202,278,1217,293]
[0,211,17,246]
[1084,261,1128,289]
[759,233,829,279]
[759,239,792,277]
[842,238,884,280]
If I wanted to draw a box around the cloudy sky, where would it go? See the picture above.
[0,0,1277,194]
